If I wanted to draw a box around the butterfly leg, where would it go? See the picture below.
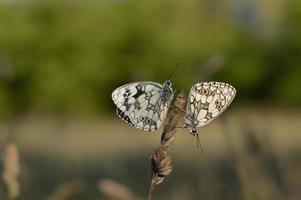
[196,133,204,153]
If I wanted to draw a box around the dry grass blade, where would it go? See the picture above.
[148,92,186,200]
[98,179,141,200]
[2,143,20,200]
[47,180,85,200]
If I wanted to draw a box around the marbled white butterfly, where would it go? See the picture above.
[112,80,174,131]
[184,81,236,136]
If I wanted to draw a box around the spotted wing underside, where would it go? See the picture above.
[186,81,236,127]
[112,82,170,131]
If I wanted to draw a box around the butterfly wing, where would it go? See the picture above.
[112,82,171,131]
[186,81,236,128]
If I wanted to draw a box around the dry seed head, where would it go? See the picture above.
[2,143,20,200]
[173,92,186,110]
[161,92,186,149]
[150,148,172,188]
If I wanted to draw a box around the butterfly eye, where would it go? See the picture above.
[209,90,215,96]
[146,118,151,124]
[134,101,140,107]
[217,105,222,110]
[190,128,197,136]
[166,80,172,86]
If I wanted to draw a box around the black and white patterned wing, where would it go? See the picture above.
[186,81,236,128]
[112,82,172,131]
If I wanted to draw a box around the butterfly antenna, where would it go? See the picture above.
[196,133,204,153]
[168,62,181,80]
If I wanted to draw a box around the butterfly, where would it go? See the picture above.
[111,80,174,131]
[184,81,236,136]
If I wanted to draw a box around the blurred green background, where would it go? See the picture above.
[0,0,300,200]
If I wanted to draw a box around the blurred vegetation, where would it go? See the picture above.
[0,109,300,200]
[0,0,301,120]
[0,1,301,200]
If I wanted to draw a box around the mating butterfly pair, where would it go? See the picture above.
[111,80,236,136]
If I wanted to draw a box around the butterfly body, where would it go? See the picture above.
[112,80,174,131]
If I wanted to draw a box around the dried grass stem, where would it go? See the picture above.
[148,92,186,200]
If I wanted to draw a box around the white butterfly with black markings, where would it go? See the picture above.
[184,81,236,136]
[112,80,174,131]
